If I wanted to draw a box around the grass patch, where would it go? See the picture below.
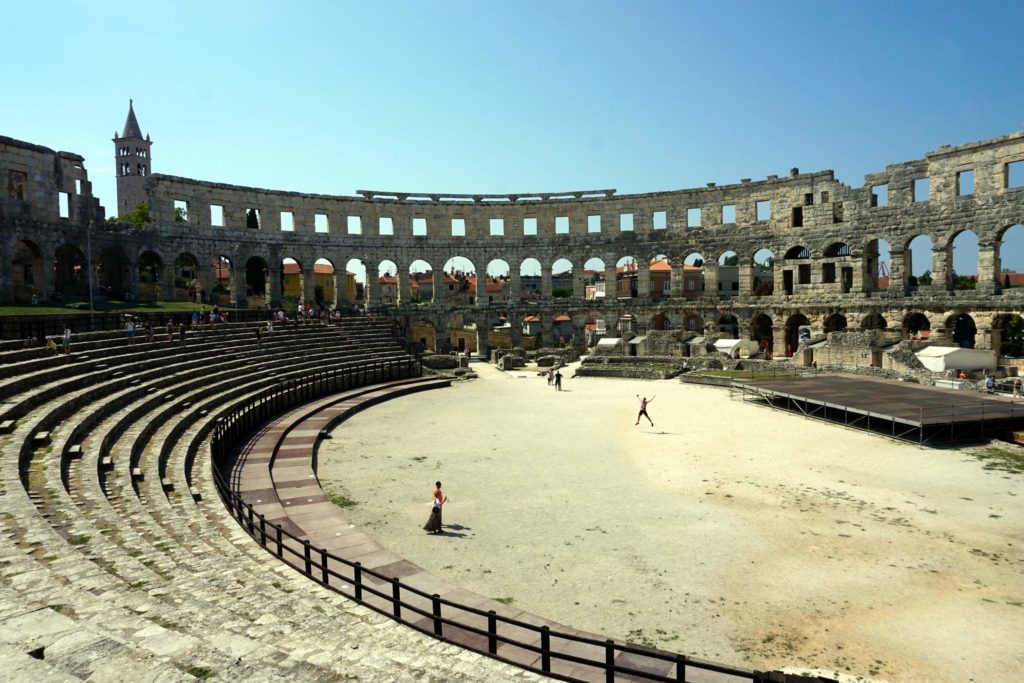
[492,596,515,605]
[68,535,90,546]
[184,665,216,681]
[327,490,357,508]
[0,300,226,316]
[971,446,1024,474]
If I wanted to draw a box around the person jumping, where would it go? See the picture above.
[635,394,654,427]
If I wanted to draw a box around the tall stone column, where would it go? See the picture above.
[604,264,617,301]
[38,246,54,306]
[509,270,521,302]
[738,264,753,296]
[398,269,410,306]
[477,314,491,357]
[431,269,445,305]
[510,315,523,348]
[365,275,379,309]
[704,263,719,298]
[978,240,998,294]
[772,326,787,358]
[434,327,447,353]
[268,265,282,307]
[159,263,175,302]
[773,263,785,298]
[302,266,316,306]
[196,263,214,305]
[232,266,247,308]
[887,251,906,295]
[931,246,951,293]
[541,264,553,300]
[0,241,12,304]
[475,273,487,307]
[541,319,554,348]
[670,258,684,299]
[637,262,650,301]
[572,267,584,300]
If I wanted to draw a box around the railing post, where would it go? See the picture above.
[487,610,497,654]
[354,561,362,601]
[276,525,283,558]
[432,594,442,636]
[605,639,615,683]
[541,625,550,672]
[259,514,266,546]
[303,540,312,575]
[392,577,401,619]
[321,548,329,586]
[247,504,255,534]
[675,653,686,681]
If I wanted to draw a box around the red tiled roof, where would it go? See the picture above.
[282,263,336,275]
[554,314,571,321]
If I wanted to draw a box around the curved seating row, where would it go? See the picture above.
[0,318,540,682]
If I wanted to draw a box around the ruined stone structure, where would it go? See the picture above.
[3,104,1024,355]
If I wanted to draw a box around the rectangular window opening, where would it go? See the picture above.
[620,213,634,232]
[379,217,394,236]
[821,191,830,203]
[871,184,888,207]
[832,202,844,223]
[913,178,930,202]
[246,208,261,229]
[804,193,814,206]
[652,210,667,230]
[957,170,974,196]
[791,206,803,227]
[587,215,601,233]
[74,179,82,195]
[523,217,537,236]
[174,199,189,223]
[314,213,330,233]
[722,204,736,224]
[280,211,295,232]
[210,204,224,227]
[452,218,466,237]
[756,200,771,221]
[58,191,70,219]
[346,216,361,234]
[490,218,505,236]
[555,216,569,235]
[686,208,701,228]
[1008,160,1024,188]
[413,218,427,236]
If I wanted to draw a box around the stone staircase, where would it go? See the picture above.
[0,318,540,682]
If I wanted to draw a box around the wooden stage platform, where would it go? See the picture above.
[732,375,1024,444]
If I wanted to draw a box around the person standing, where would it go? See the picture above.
[635,394,655,427]
[61,324,72,355]
[1014,377,1023,399]
[554,369,563,391]
[547,368,554,386]
[423,481,448,534]
[125,318,136,345]
[254,324,262,350]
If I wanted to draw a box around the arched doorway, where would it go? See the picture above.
[717,313,738,338]
[174,252,199,302]
[949,313,977,349]
[823,313,848,333]
[903,312,931,340]
[650,313,669,331]
[12,239,44,303]
[994,313,1024,357]
[784,313,810,356]
[752,248,775,296]
[137,251,162,301]
[97,246,129,300]
[751,313,773,358]
[246,256,270,304]
[314,258,337,308]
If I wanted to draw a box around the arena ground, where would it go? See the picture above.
[317,362,1024,683]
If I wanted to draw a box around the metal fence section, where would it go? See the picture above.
[209,360,828,683]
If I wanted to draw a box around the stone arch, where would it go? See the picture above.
[996,224,1024,291]
[520,257,542,301]
[137,250,163,301]
[717,313,738,338]
[484,259,511,305]
[648,254,671,301]
[54,243,88,300]
[245,256,270,303]
[553,312,575,345]
[993,313,1024,356]
[860,312,887,331]
[377,259,399,306]
[281,257,304,306]
[751,248,775,296]
[97,245,129,300]
[174,252,199,302]
[784,313,810,356]
[409,259,432,305]
[582,257,605,301]
[822,242,854,293]
[11,239,44,303]
[412,317,437,352]
[823,242,851,258]
[650,312,669,331]
[442,256,475,303]
[615,255,638,299]
[902,312,931,340]
[948,229,979,291]
[864,238,891,291]
[551,258,574,299]
[750,313,773,357]
[314,257,338,308]
[948,312,977,349]
[782,245,811,294]
[682,311,703,333]
[905,234,934,289]
[683,252,705,298]
[717,250,739,297]
[823,312,848,333]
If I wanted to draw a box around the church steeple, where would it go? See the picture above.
[113,99,153,216]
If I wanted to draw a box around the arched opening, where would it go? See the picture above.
[650,313,669,331]
[860,312,887,331]
[583,257,605,300]
[377,260,399,306]
[784,313,810,356]
[752,248,775,296]
[553,313,575,345]
[865,238,891,291]
[443,256,475,303]
[750,313,773,358]
[137,250,162,301]
[245,256,269,305]
[997,224,1024,291]
[718,251,739,297]
[95,246,128,301]
[682,312,703,334]
[552,258,574,298]
[445,312,476,354]
[717,313,738,338]
[995,313,1024,357]
[582,314,603,349]
[212,256,233,306]
[683,253,705,298]
[314,258,337,308]
[344,258,367,308]
[412,318,436,352]
[950,230,979,290]
[174,253,199,302]
[649,254,671,300]
[614,256,638,298]
[408,259,432,305]
[903,312,931,340]
[782,245,811,295]
[520,258,542,301]
[823,312,848,333]
[949,312,977,349]
[54,244,88,301]
[906,235,933,289]
[822,242,853,293]
[280,257,303,306]
[485,259,510,305]
[11,239,43,303]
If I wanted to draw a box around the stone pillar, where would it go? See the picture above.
[0,241,12,304]
[197,263,214,305]
[887,251,906,295]
[509,270,521,302]
[38,247,55,306]
[398,269,410,305]
[541,318,554,347]
[978,240,998,294]
[365,275,379,309]
[773,264,786,297]
[637,262,650,301]
[849,262,863,294]
[159,263,175,301]
[510,315,523,347]
[434,327,447,353]
[431,269,445,305]
[541,264,553,300]
[302,266,316,306]
[931,245,951,292]
[475,273,487,307]
[772,326,787,359]
[572,267,584,300]
[704,263,719,298]
[738,264,753,296]
[232,266,247,308]
[604,264,617,301]
[268,265,282,307]
[477,315,490,357]
[670,258,684,299]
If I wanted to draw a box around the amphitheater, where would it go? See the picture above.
[0,107,1023,682]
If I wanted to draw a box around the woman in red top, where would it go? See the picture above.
[423,481,447,534]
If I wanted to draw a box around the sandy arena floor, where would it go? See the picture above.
[317,361,1024,683]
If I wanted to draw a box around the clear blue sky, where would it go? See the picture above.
[5,1,1024,275]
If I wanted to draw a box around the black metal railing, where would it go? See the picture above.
[208,360,807,683]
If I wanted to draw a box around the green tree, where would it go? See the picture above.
[722,255,739,266]
[109,202,151,230]
[951,271,976,290]
[917,270,932,286]
[174,206,187,223]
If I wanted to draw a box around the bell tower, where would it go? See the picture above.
[113,99,152,216]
